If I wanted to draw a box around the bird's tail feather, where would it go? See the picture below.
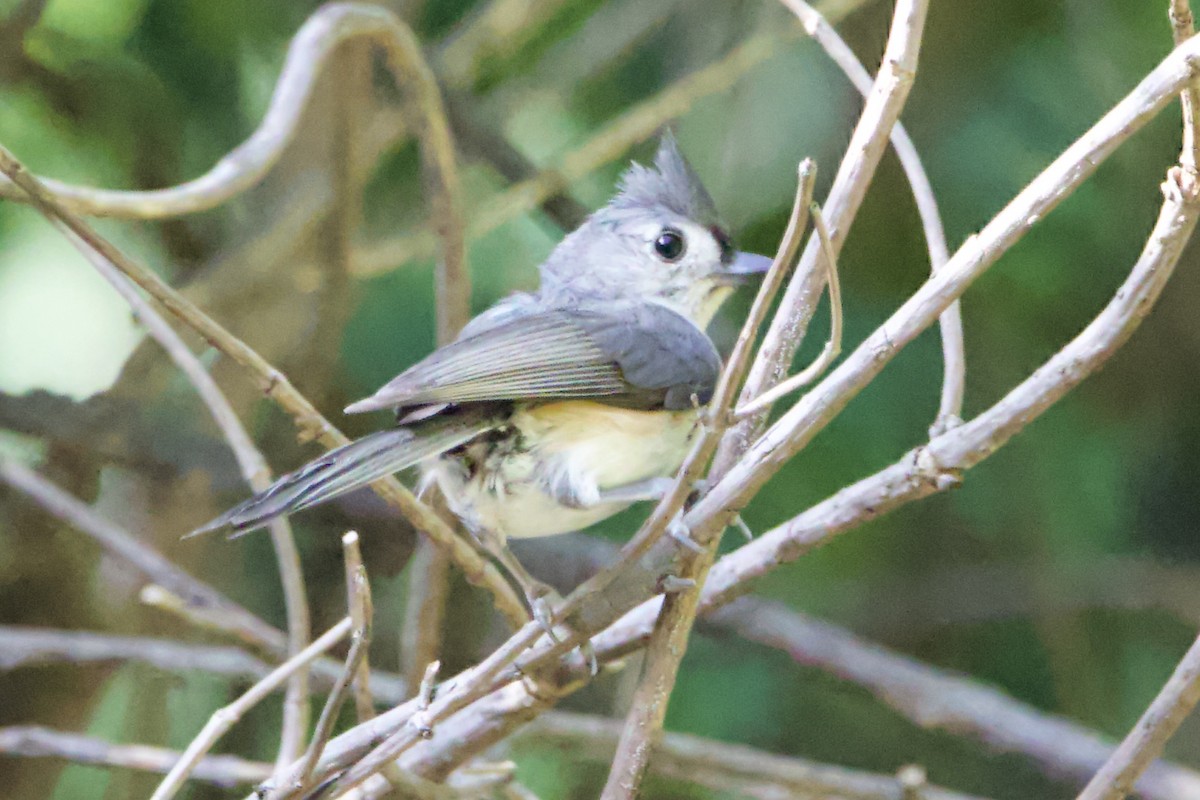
[188,412,498,538]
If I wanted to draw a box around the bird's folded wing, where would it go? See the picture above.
[344,303,721,414]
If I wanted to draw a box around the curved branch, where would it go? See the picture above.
[0,5,450,225]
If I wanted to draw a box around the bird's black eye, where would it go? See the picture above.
[654,229,685,261]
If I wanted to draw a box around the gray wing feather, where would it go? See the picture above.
[345,303,721,414]
[574,302,721,410]
[189,410,500,537]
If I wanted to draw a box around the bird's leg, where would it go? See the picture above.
[472,527,560,636]
[597,477,708,552]
[594,476,676,504]
[598,477,754,550]
[474,531,599,674]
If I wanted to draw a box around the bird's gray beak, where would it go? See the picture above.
[717,251,774,284]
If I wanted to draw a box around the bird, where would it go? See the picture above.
[191,134,771,619]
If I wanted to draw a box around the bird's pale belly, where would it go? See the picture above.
[423,400,699,540]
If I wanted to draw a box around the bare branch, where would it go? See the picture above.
[0,726,272,788]
[1170,0,1200,172]
[0,625,408,704]
[705,598,1200,800]
[291,533,374,795]
[521,711,991,800]
[0,459,284,652]
[149,617,352,800]
[0,143,528,627]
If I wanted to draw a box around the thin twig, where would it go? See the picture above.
[522,711,990,800]
[781,0,961,429]
[0,458,284,652]
[149,617,352,800]
[310,626,543,797]
[343,532,378,723]
[1170,0,1200,173]
[292,533,374,795]
[54,224,313,772]
[735,200,843,417]
[0,726,273,788]
[0,143,527,627]
[731,0,931,449]
[0,625,408,704]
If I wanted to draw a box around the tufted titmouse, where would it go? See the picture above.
[192,135,771,610]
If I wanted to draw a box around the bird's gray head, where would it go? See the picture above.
[538,134,770,328]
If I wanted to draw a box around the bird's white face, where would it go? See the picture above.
[536,135,765,329]
[610,211,739,327]
[540,206,741,329]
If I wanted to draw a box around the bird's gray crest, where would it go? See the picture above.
[611,133,720,225]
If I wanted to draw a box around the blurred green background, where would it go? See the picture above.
[2,0,1199,798]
